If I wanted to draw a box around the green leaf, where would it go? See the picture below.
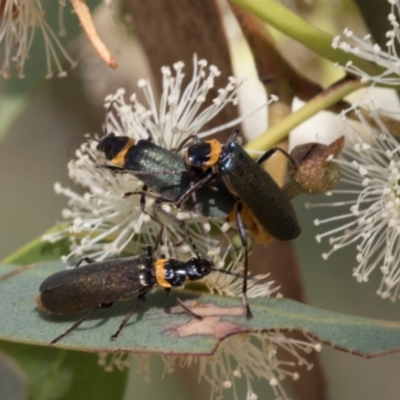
[1,226,69,265]
[0,341,127,400]
[245,79,364,151]
[0,262,400,357]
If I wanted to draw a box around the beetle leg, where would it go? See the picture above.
[123,190,175,203]
[236,201,253,320]
[174,171,219,208]
[74,257,96,268]
[110,294,147,340]
[256,147,296,168]
[50,304,101,345]
[139,185,148,213]
[164,288,202,319]
[137,185,164,249]
[227,129,240,145]
[293,143,318,167]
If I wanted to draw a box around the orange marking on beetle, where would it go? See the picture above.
[155,259,171,288]
[205,139,222,167]
[35,295,46,311]
[111,138,135,166]
[35,294,60,315]
[227,204,275,246]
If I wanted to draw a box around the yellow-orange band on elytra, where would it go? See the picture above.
[205,139,222,167]
[155,259,171,288]
[35,295,46,312]
[111,138,135,166]
[227,204,275,246]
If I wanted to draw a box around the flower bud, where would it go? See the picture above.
[288,136,345,195]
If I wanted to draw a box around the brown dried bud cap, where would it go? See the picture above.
[288,136,345,195]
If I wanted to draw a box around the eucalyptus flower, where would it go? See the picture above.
[332,0,400,85]
[308,105,400,300]
[45,58,261,261]
[0,0,76,78]
[100,331,320,400]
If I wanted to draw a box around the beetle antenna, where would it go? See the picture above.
[210,267,265,284]
[227,129,240,145]
[102,99,117,138]
[210,267,242,278]
[174,134,201,152]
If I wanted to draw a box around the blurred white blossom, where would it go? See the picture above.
[309,103,400,300]
[0,0,75,78]
[332,0,400,85]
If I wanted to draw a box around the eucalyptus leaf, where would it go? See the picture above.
[1,226,69,265]
[0,262,399,357]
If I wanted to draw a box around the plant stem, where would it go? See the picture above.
[245,78,364,151]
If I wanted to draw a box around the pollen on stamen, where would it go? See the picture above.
[203,223,211,233]
[269,377,279,386]
[269,94,279,102]
[174,61,185,70]
[358,166,368,175]
[233,369,241,378]
[362,178,370,186]
[210,65,221,76]
[222,380,232,389]
[221,222,230,232]
[213,98,222,106]
[313,343,322,352]
[161,204,172,213]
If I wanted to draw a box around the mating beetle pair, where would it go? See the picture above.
[96,128,301,319]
